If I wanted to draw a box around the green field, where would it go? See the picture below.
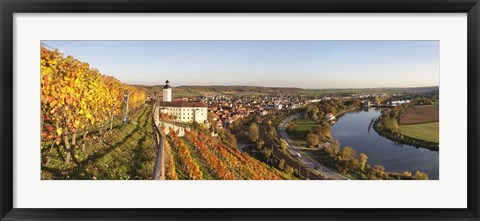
[287,119,319,145]
[296,120,318,132]
[398,122,439,143]
[432,101,439,109]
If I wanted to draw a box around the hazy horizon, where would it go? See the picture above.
[138,84,439,90]
[41,40,440,89]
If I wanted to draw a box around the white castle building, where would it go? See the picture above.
[158,80,208,124]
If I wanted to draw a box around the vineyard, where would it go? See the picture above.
[165,129,291,180]
[40,45,293,180]
[41,45,148,178]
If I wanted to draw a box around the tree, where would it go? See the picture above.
[266,124,276,139]
[311,124,330,140]
[307,107,319,121]
[358,153,368,171]
[256,140,264,150]
[285,165,294,176]
[330,107,338,115]
[310,113,318,121]
[415,171,429,180]
[389,109,399,118]
[306,133,320,148]
[374,96,380,105]
[248,122,260,143]
[218,130,237,147]
[331,142,341,155]
[390,119,399,131]
[262,148,273,162]
[286,121,297,133]
[341,147,356,161]
[280,139,287,152]
[316,110,325,121]
[254,115,262,124]
[317,133,326,142]
[373,165,385,178]
[229,120,243,137]
[311,125,323,136]
[278,159,285,170]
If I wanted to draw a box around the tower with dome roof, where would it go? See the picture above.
[162,80,172,102]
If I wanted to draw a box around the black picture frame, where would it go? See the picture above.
[1,0,479,220]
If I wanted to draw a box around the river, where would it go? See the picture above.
[331,108,439,179]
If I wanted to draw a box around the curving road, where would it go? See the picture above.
[259,116,323,180]
[278,114,349,180]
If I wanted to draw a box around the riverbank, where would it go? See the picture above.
[279,110,428,180]
[335,107,361,119]
[329,109,436,179]
[373,117,439,151]
[286,107,360,144]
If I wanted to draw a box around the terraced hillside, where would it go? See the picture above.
[165,129,289,180]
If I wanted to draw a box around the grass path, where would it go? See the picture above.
[41,106,156,180]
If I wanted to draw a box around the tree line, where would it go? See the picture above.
[288,98,361,148]
[321,141,428,180]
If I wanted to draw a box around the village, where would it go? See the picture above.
[146,87,410,130]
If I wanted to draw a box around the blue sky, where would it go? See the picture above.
[41,40,439,89]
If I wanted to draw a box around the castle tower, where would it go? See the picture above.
[163,80,172,102]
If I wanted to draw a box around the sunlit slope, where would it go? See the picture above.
[165,129,285,180]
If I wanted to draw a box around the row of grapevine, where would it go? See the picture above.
[163,137,178,180]
[41,45,146,164]
[184,131,237,180]
[167,129,282,180]
[196,132,282,180]
[169,128,203,180]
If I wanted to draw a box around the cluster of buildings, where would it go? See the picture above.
[154,80,315,128]
[154,80,410,128]
[199,95,306,129]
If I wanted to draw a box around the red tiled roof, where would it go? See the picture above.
[158,101,207,108]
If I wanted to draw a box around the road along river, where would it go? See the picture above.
[278,114,348,180]
[331,108,439,179]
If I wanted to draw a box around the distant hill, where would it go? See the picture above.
[392,86,439,94]
[134,85,439,97]
[136,85,308,97]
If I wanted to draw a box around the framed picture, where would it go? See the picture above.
[1,0,479,220]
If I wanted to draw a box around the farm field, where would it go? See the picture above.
[399,105,439,125]
[398,122,439,143]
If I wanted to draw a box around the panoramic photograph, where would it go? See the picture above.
[40,40,439,180]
